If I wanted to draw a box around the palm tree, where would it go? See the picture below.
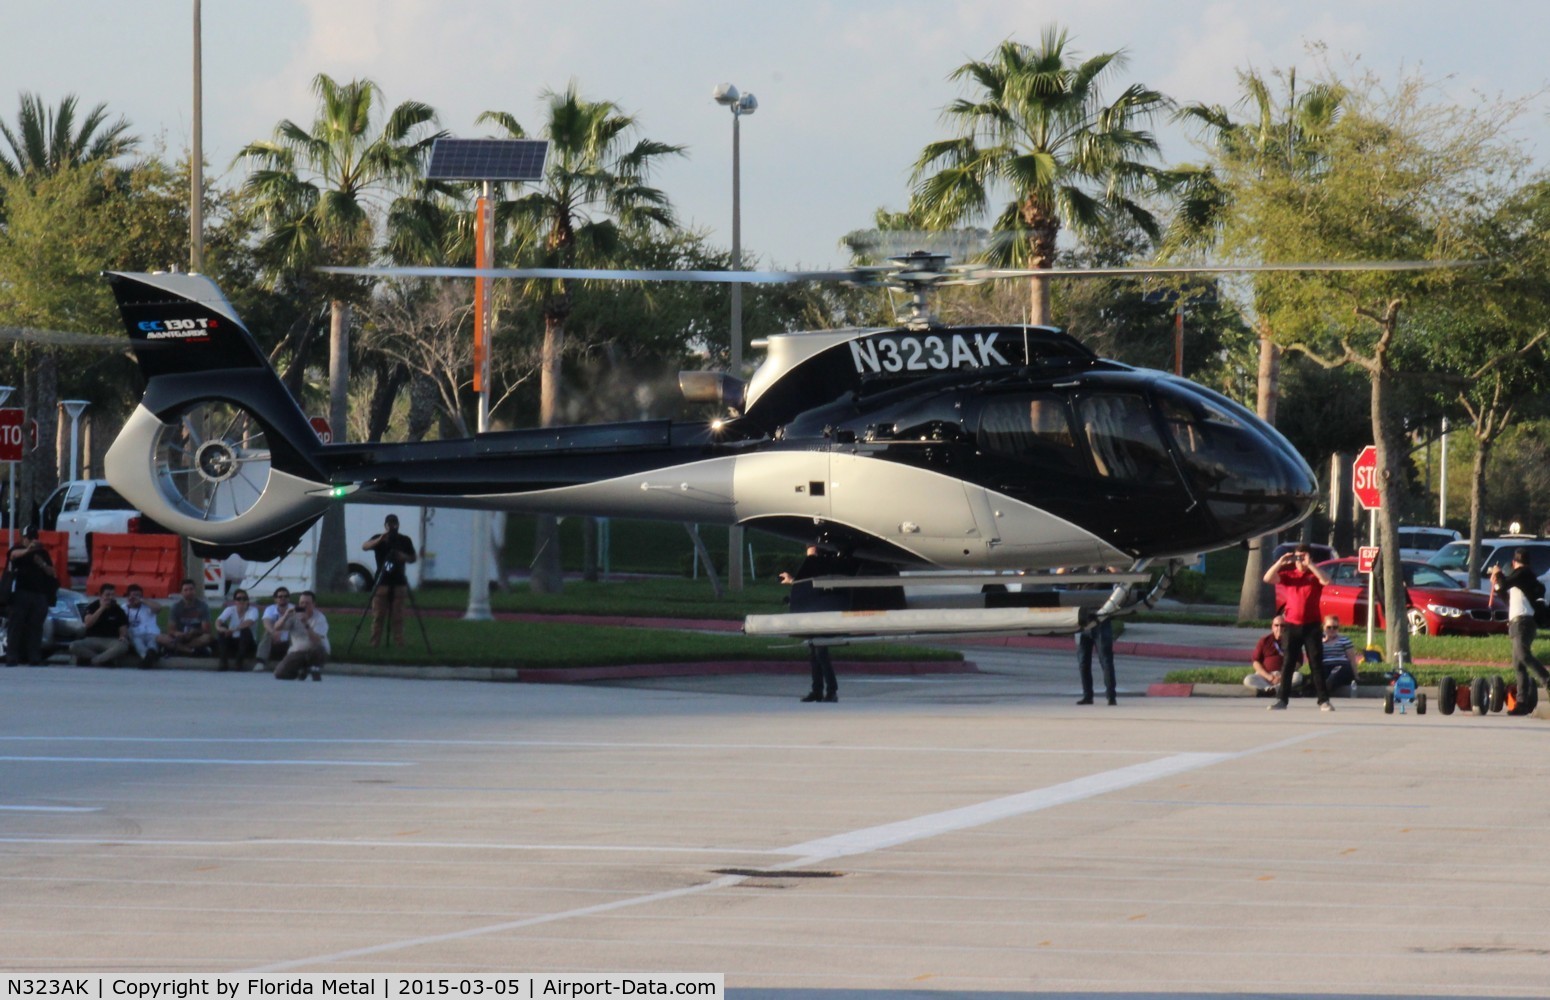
[477,83,683,593]
[0,92,137,183]
[236,73,445,587]
[1165,69,1345,624]
[0,92,137,512]
[909,28,1170,325]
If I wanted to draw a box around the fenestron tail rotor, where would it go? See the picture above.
[153,401,273,524]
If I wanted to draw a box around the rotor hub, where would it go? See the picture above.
[195,440,240,483]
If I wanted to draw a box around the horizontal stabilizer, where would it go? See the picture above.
[808,571,1152,589]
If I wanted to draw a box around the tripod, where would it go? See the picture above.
[346,560,431,655]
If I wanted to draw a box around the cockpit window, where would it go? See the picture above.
[1157,385,1286,496]
[1077,393,1178,484]
[977,393,1085,472]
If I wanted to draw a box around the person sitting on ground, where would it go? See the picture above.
[155,578,214,659]
[1320,615,1358,691]
[1244,616,1302,694]
[121,584,163,668]
[257,587,293,670]
[272,590,329,682]
[214,589,259,671]
[68,582,131,667]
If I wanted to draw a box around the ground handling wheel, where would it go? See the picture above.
[1416,692,1427,715]
[1384,692,1395,714]
[1439,676,1457,716]
[1489,676,1507,714]
[1470,677,1490,716]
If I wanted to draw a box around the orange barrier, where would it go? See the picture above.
[3,529,72,591]
[86,532,184,599]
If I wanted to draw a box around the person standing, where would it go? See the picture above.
[362,514,417,647]
[5,525,58,666]
[1264,544,1333,711]
[68,583,131,666]
[273,590,329,681]
[1490,548,1550,715]
[1075,619,1116,705]
[214,590,259,671]
[779,544,856,703]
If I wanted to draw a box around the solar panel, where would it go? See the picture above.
[427,138,549,181]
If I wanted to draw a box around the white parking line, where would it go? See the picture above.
[0,805,100,813]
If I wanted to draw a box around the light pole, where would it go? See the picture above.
[61,400,89,482]
[714,82,756,590]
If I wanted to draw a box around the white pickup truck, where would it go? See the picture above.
[37,478,158,572]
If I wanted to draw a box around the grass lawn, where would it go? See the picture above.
[331,577,794,620]
[1163,631,1538,687]
[326,617,960,669]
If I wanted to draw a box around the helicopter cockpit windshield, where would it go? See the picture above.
[1153,378,1317,537]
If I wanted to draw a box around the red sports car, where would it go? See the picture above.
[1317,558,1508,636]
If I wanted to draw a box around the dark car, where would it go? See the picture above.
[1317,558,1507,636]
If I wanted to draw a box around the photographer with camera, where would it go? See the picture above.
[1263,543,1334,712]
[272,590,329,681]
[5,525,58,666]
[361,514,417,647]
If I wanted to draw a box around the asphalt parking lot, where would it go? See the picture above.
[2,648,1548,998]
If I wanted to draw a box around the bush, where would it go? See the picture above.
[1167,567,1210,604]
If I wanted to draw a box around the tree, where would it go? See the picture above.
[1230,72,1530,658]
[1409,179,1550,585]
[0,93,138,519]
[0,92,137,207]
[1165,67,1348,623]
[909,27,1170,325]
[236,74,445,588]
[477,83,683,593]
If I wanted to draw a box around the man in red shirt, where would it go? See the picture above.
[1263,543,1333,711]
[1244,616,1302,694]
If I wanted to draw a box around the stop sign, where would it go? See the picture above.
[309,415,332,445]
[1353,445,1382,510]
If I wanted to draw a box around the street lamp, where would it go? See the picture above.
[61,399,89,482]
[714,82,756,590]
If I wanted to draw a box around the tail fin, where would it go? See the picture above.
[107,270,273,377]
[103,271,331,558]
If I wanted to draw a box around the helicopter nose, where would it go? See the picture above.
[1158,379,1319,545]
[1204,421,1319,543]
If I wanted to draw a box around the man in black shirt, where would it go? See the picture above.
[5,525,58,666]
[1490,548,1550,714]
[69,582,131,666]
[362,514,417,646]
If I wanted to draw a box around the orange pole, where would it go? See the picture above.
[473,194,488,393]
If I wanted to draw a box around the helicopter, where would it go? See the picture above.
[97,252,1348,641]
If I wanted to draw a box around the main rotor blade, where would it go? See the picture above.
[0,325,125,349]
[982,260,1480,279]
[319,264,857,285]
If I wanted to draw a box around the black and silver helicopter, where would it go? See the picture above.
[99,252,1329,639]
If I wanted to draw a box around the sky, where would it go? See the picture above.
[6,0,1550,270]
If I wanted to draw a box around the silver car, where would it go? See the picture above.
[0,590,87,660]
